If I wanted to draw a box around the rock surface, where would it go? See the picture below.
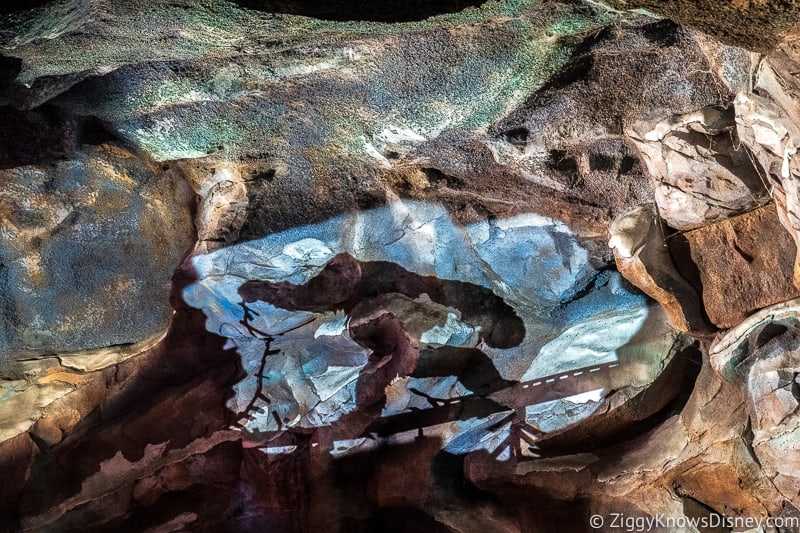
[5,0,800,531]
[609,204,713,334]
[0,143,194,367]
[683,204,800,329]
[630,105,770,231]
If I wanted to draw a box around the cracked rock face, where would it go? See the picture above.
[630,105,770,231]
[6,0,800,531]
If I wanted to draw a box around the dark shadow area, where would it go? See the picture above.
[755,322,789,349]
[356,507,453,533]
[15,259,247,530]
[231,0,487,22]
[422,167,464,189]
[364,397,505,438]
[77,115,119,146]
[309,435,508,532]
[414,346,515,395]
[534,52,595,98]
[0,105,77,168]
[0,56,22,104]
[640,18,681,47]
[57,441,244,533]
[492,25,605,126]
[317,436,447,531]
[0,105,122,168]
[0,434,36,532]
[0,0,53,15]
[231,434,314,532]
[679,496,729,533]
[666,230,705,293]
[349,308,430,408]
[239,253,525,349]
[457,448,595,533]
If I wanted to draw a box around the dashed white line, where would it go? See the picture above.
[520,363,623,391]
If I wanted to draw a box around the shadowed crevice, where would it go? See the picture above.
[0,0,53,15]
[230,0,488,22]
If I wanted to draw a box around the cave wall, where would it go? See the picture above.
[4,0,800,531]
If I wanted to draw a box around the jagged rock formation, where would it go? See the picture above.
[4,0,800,531]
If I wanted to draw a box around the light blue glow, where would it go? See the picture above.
[419,313,481,347]
[227,315,370,433]
[467,213,594,307]
[183,200,668,447]
[524,388,605,433]
[521,273,649,381]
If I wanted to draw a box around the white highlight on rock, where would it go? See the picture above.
[259,445,297,455]
[608,205,655,259]
[420,312,480,347]
[360,136,392,168]
[330,437,377,457]
[525,387,605,433]
[198,166,236,198]
[642,108,711,141]
[314,314,349,338]
[375,125,427,145]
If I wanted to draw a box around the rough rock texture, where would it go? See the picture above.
[609,204,713,335]
[682,204,800,329]
[6,0,800,531]
[0,143,194,366]
[630,105,771,230]
[603,0,800,52]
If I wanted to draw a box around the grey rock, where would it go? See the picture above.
[0,144,194,366]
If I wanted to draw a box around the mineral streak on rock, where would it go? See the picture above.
[7,0,800,530]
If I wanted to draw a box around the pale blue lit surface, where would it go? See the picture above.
[184,200,673,451]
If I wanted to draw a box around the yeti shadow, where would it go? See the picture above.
[234,253,523,432]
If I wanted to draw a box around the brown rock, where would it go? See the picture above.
[609,205,713,335]
[0,433,37,527]
[734,41,800,292]
[602,0,800,52]
[683,204,799,329]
